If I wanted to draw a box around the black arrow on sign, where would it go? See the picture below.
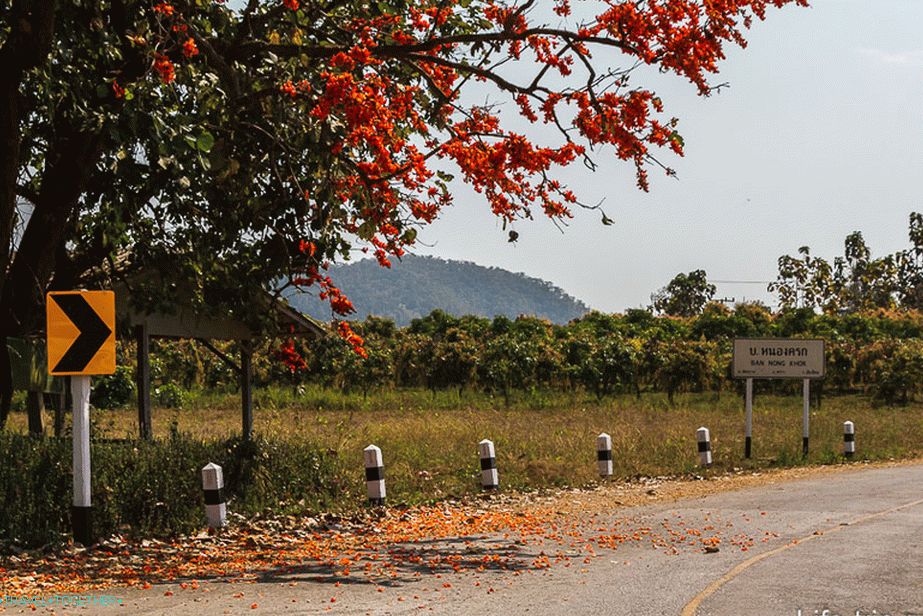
[51,294,112,373]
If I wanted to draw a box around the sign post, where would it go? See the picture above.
[71,375,92,545]
[744,378,753,459]
[46,291,115,547]
[802,378,810,456]
[733,339,825,459]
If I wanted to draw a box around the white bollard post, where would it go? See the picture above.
[201,462,227,528]
[364,445,386,506]
[696,427,713,468]
[843,421,855,459]
[596,433,613,478]
[479,439,499,490]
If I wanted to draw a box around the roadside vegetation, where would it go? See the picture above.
[5,388,923,551]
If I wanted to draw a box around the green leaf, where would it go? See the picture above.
[357,222,375,241]
[402,228,418,244]
[196,132,215,153]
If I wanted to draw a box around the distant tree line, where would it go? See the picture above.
[98,305,923,408]
[282,306,923,405]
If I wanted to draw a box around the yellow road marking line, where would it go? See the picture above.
[680,497,923,616]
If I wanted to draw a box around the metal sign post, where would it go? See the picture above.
[744,378,753,459]
[802,378,810,457]
[46,290,115,547]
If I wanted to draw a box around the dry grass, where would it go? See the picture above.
[7,388,923,509]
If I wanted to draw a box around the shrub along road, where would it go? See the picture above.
[5,460,922,615]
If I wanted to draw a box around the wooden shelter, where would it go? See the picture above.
[116,290,325,440]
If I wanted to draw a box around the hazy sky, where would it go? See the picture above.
[412,0,923,311]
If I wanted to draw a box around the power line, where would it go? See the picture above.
[711,280,774,285]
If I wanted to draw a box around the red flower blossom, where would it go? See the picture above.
[336,322,367,358]
[152,2,174,16]
[181,37,198,58]
[298,239,317,257]
[279,80,297,97]
[153,55,175,84]
[275,339,307,374]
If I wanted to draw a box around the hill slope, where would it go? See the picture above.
[286,255,590,325]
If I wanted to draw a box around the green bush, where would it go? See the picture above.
[0,433,343,550]
[868,340,923,404]
[0,435,71,547]
[154,383,187,408]
[91,365,136,409]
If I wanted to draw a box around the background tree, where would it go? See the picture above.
[651,269,716,317]
[838,232,898,312]
[767,246,836,312]
[582,334,637,399]
[897,212,923,309]
[0,0,806,426]
[769,220,916,314]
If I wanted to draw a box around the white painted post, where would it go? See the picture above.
[596,433,613,478]
[843,421,855,459]
[802,378,810,457]
[479,439,498,490]
[201,463,227,528]
[696,427,712,468]
[744,378,753,459]
[71,375,93,546]
[364,445,386,506]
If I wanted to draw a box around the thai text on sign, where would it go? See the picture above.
[732,338,825,379]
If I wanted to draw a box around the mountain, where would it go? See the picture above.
[285,255,591,326]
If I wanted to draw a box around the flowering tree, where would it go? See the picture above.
[0,0,804,424]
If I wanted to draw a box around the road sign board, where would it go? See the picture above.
[46,291,116,376]
[732,338,824,379]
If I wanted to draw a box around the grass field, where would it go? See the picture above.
[6,388,923,509]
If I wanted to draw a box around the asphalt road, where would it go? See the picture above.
[28,463,923,615]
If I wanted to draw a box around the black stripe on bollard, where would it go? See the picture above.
[697,441,712,453]
[844,433,855,442]
[203,488,225,506]
[72,506,93,547]
[480,456,496,471]
[802,437,809,457]
[365,466,385,481]
[597,450,613,461]
[744,436,752,459]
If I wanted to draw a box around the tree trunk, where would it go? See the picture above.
[0,337,11,429]
[52,384,66,437]
[0,1,58,303]
[1,124,105,337]
[0,71,21,300]
[26,390,44,435]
